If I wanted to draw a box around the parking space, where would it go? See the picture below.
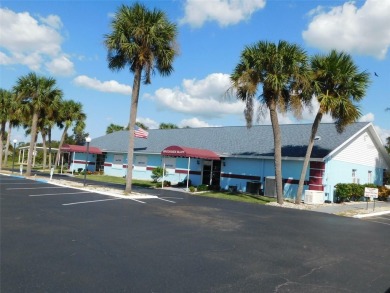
[0,174,177,207]
[1,173,390,293]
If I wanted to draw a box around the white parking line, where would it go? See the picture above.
[161,197,183,200]
[8,186,67,190]
[29,191,91,197]
[157,198,176,203]
[62,198,122,206]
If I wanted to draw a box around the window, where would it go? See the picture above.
[368,171,372,184]
[352,169,359,184]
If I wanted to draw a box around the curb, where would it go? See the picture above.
[353,210,390,218]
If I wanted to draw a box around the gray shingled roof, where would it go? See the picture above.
[90,122,370,159]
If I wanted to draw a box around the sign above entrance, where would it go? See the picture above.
[161,145,220,160]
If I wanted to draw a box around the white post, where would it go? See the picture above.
[186,157,191,191]
[162,158,165,189]
[72,152,75,175]
[60,154,64,174]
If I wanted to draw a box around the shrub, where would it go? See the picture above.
[350,183,364,201]
[151,167,168,183]
[378,186,390,201]
[197,184,209,191]
[335,183,389,202]
[334,183,352,202]
[189,186,196,192]
[178,179,191,187]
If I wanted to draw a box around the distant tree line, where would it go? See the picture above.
[0,73,87,175]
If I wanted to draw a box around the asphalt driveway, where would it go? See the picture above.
[1,174,389,292]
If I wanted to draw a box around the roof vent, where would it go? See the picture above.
[314,136,321,141]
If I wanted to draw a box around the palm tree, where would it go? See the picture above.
[159,122,178,129]
[55,100,86,166]
[295,50,370,204]
[13,72,62,176]
[230,40,311,204]
[135,121,149,130]
[0,89,14,169]
[3,100,22,167]
[104,2,178,193]
[106,123,125,134]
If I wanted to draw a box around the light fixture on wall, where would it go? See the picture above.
[223,161,226,167]
[197,160,200,165]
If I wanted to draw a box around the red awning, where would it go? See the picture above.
[161,145,220,160]
[60,144,102,155]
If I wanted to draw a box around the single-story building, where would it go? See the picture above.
[67,122,390,202]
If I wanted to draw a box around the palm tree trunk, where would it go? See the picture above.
[41,132,47,170]
[125,65,142,194]
[269,99,284,205]
[0,121,5,170]
[4,123,12,167]
[55,126,69,167]
[48,127,52,169]
[26,111,39,176]
[296,111,323,204]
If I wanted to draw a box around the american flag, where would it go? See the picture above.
[134,125,149,139]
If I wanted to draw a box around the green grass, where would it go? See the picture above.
[195,191,276,205]
[74,174,156,188]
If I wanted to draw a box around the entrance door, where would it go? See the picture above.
[211,160,221,187]
[202,160,212,185]
[202,160,221,187]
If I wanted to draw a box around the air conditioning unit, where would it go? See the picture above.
[352,177,360,184]
[305,190,325,204]
[264,177,276,197]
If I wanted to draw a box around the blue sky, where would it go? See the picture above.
[1,0,389,144]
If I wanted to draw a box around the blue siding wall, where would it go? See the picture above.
[69,152,97,172]
[324,159,384,202]
[104,153,126,177]
[220,158,306,199]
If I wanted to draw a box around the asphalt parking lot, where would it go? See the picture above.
[1,174,389,293]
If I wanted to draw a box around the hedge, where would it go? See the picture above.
[334,183,390,202]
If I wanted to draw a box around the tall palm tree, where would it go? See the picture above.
[104,2,178,193]
[230,40,311,204]
[106,123,125,134]
[3,100,22,167]
[0,89,14,169]
[295,50,370,204]
[55,100,86,166]
[13,72,62,176]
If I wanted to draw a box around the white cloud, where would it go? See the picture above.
[146,73,244,118]
[359,112,375,122]
[303,0,390,59]
[39,14,63,29]
[73,75,131,95]
[374,125,390,145]
[45,55,74,76]
[73,75,132,95]
[0,8,74,73]
[179,118,220,128]
[136,117,159,129]
[180,0,266,28]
